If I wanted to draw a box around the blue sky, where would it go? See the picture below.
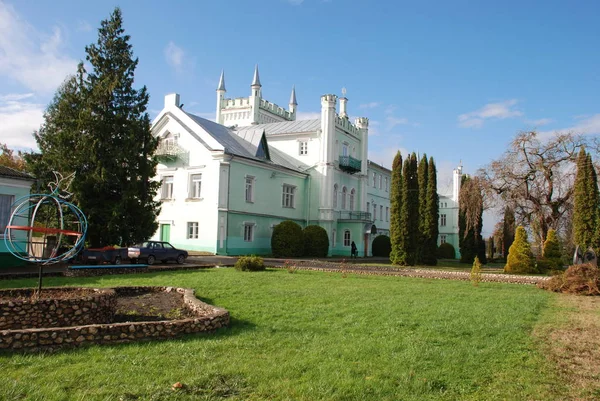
[1,0,599,235]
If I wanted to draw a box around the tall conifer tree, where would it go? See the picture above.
[389,151,403,264]
[423,157,439,265]
[502,206,516,260]
[417,154,429,264]
[397,153,419,265]
[33,8,160,247]
[573,147,599,249]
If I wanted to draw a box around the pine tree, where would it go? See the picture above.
[504,226,535,274]
[417,154,428,264]
[422,157,439,265]
[573,148,599,250]
[397,153,419,265]
[33,8,160,247]
[389,151,403,264]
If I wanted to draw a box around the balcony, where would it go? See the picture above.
[156,141,187,162]
[337,211,372,221]
[338,155,361,174]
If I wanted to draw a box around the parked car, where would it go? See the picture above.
[127,241,188,265]
[80,246,129,265]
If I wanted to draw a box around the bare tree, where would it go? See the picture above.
[479,131,584,249]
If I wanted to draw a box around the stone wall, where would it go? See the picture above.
[0,288,116,330]
[0,287,229,352]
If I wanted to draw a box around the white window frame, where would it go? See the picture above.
[380,205,383,221]
[187,222,199,239]
[440,234,447,244]
[343,230,351,247]
[245,175,255,203]
[373,203,377,220]
[342,143,349,157]
[379,175,382,189]
[161,175,174,199]
[189,173,202,199]
[385,177,389,192]
[341,186,347,209]
[299,141,308,156]
[244,223,254,242]
[441,214,447,227]
[349,189,355,211]
[282,184,296,208]
[372,172,376,187]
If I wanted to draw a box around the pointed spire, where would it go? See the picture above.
[251,64,261,87]
[217,70,226,92]
[289,85,297,105]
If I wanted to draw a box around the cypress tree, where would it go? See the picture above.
[398,153,419,265]
[573,148,599,250]
[423,157,439,265]
[502,206,516,260]
[417,154,429,264]
[33,8,160,247]
[389,151,403,264]
[505,226,535,273]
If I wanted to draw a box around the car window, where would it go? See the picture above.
[153,243,163,249]
[163,243,174,250]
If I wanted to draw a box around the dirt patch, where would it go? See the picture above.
[535,295,600,400]
[0,288,96,302]
[114,290,196,322]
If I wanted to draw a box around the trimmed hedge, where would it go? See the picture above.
[303,225,329,257]
[271,220,304,258]
[234,255,265,271]
[437,242,456,259]
[372,235,391,257]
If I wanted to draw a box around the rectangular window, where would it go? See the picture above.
[0,194,15,234]
[386,206,389,222]
[385,177,389,192]
[244,224,254,242]
[189,174,202,199]
[373,204,377,220]
[344,230,351,246]
[441,214,447,226]
[380,205,383,221]
[299,141,308,155]
[282,184,295,208]
[366,202,370,215]
[372,172,376,187]
[245,176,254,203]
[440,234,447,244]
[342,143,348,157]
[379,175,382,189]
[161,176,174,199]
[187,222,199,239]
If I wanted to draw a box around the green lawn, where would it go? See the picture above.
[0,268,564,400]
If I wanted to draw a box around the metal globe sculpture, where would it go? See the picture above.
[4,172,87,265]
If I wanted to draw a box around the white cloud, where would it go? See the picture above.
[0,2,77,93]
[540,114,600,138]
[386,116,409,130]
[368,145,409,170]
[458,99,523,128]
[164,41,185,72]
[527,118,553,126]
[359,102,380,109]
[0,93,44,150]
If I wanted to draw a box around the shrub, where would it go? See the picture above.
[541,229,563,272]
[303,225,329,257]
[234,255,265,271]
[271,220,304,258]
[538,264,600,295]
[437,242,456,259]
[372,235,391,257]
[504,226,535,274]
[470,256,482,286]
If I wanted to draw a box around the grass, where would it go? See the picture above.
[0,268,567,400]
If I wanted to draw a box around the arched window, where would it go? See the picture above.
[344,230,351,246]
[341,187,347,209]
[333,184,338,208]
[349,189,355,211]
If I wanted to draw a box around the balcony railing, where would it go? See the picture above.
[338,155,361,174]
[337,211,372,221]
[156,142,187,162]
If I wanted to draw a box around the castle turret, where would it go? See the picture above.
[452,162,463,202]
[339,87,348,119]
[216,70,226,124]
[250,65,262,124]
[355,117,369,212]
[289,85,297,115]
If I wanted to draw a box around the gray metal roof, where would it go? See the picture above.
[185,112,306,173]
[217,70,226,91]
[0,165,34,181]
[234,119,321,137]
[251,65,261,87]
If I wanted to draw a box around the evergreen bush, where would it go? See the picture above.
[372,235,392,257]
[437,243,456,259]
[234,255,265,271]
[303,225,329,257]
[504,226,535,274]
[470,256,482,286]
[542,229,563,272]
[271,220,304,258]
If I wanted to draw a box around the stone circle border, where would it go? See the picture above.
[0,286,229,352]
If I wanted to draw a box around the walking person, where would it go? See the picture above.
[351,241,357,259]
